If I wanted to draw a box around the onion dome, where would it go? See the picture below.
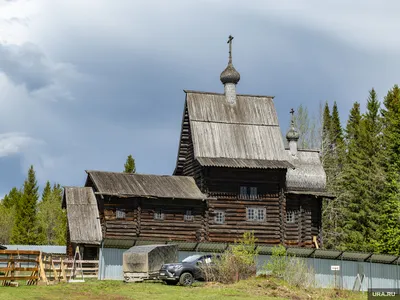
[220,62,240,85]
[220,35,240,85]
[286,109,300,141]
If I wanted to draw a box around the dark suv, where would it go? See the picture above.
[159,254,217,286]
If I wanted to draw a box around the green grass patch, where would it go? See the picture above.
[0,277,366,300]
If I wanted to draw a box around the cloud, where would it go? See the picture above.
[0,132,40,157]
[0,0,399,197]
[0,42,80,101]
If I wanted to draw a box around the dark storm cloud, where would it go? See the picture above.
[1,0,400,196]
[0,43,54,91]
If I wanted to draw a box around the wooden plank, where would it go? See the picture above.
[0,250,41,255]
[0,267,38,272]
[0,258,38,263]
[0,276,39,280]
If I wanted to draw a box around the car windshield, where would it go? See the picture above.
[181,255,202,263]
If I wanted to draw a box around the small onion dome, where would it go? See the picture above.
[220,62,240,85]
[286,125,300,141]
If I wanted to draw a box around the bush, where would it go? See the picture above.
[264,244,287,277]
[283,257,315,289]
[201,232,258,284]
[264,245,315,289]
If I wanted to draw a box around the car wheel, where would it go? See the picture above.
[164,280,178,285]
[179,272,194,286]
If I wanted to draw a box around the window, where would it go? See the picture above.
[154,209,164,220]
[214,210,225,224]
[116,209,126,219]
[246,207,266,222]
[240,186,258,199]
[240,186,248,198]
[249,187,258,199]
[184,210,194,221]
[286,211,296,224]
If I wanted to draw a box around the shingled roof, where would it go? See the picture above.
[62,187,102,245]
[86,171,206,200]
[285,149,328,195]
[175,91,293,173]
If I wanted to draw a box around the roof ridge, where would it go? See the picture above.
[85,170,192,178]
[184,90,274,98]
[190,119,280,127]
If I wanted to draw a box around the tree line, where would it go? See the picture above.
[0,154,136,246]
[0,166,67,245]
[294,85,400,255]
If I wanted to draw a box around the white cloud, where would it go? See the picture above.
[0,132,40,157]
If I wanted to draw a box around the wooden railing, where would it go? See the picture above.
[0,250,40,286]
[208,192,279,200]
[0,250,99,286]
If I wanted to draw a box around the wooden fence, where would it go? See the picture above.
[0,250,98,286]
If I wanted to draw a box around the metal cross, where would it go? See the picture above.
[227,35,234,63]
[290,108,295,115]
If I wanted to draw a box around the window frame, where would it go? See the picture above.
[184,209,194,221]
[286,210,296,224]
[116,209,126,219]
[240,186,258,199]
[154,209,165,220]
[246,207,266,222]
[214,210,225,224]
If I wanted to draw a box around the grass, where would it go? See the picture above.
[0,277,366,300]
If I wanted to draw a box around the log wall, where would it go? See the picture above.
[207,197,281,244]
[99,196,206,242]
[285,194,322,247]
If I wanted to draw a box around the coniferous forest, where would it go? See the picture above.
[0,87,399,255]
[294,85,400,255]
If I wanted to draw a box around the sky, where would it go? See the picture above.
[0,0,400,197]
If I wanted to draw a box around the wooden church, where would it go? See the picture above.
[62,37,331,258]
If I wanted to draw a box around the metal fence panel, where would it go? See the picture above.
[99,248,125,280]
[98,248,400,289]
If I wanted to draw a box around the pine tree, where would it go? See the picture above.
[2,187,21,209]
[339,96,384,252]
[37,183,67,245]
[377,85,400,254]
[321,101,346,249]
[124,155,136,173]
[42,181,51,202]
[0,187,21,244]
[11,165,40,245]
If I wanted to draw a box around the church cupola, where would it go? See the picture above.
[286,108,300,157]
[220,35,240,104]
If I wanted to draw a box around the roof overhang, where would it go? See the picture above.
[286,190,335,199]
[196,157,294,170]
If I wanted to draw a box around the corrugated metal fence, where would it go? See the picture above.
[99,244,400,290]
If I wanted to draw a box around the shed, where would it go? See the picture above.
[123,244,178,282]
[62,187,102,258]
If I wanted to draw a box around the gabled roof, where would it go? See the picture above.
[62,187,102,245]
[285,149,327,194]
[175,91,293,171]
[86,170,206,200]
